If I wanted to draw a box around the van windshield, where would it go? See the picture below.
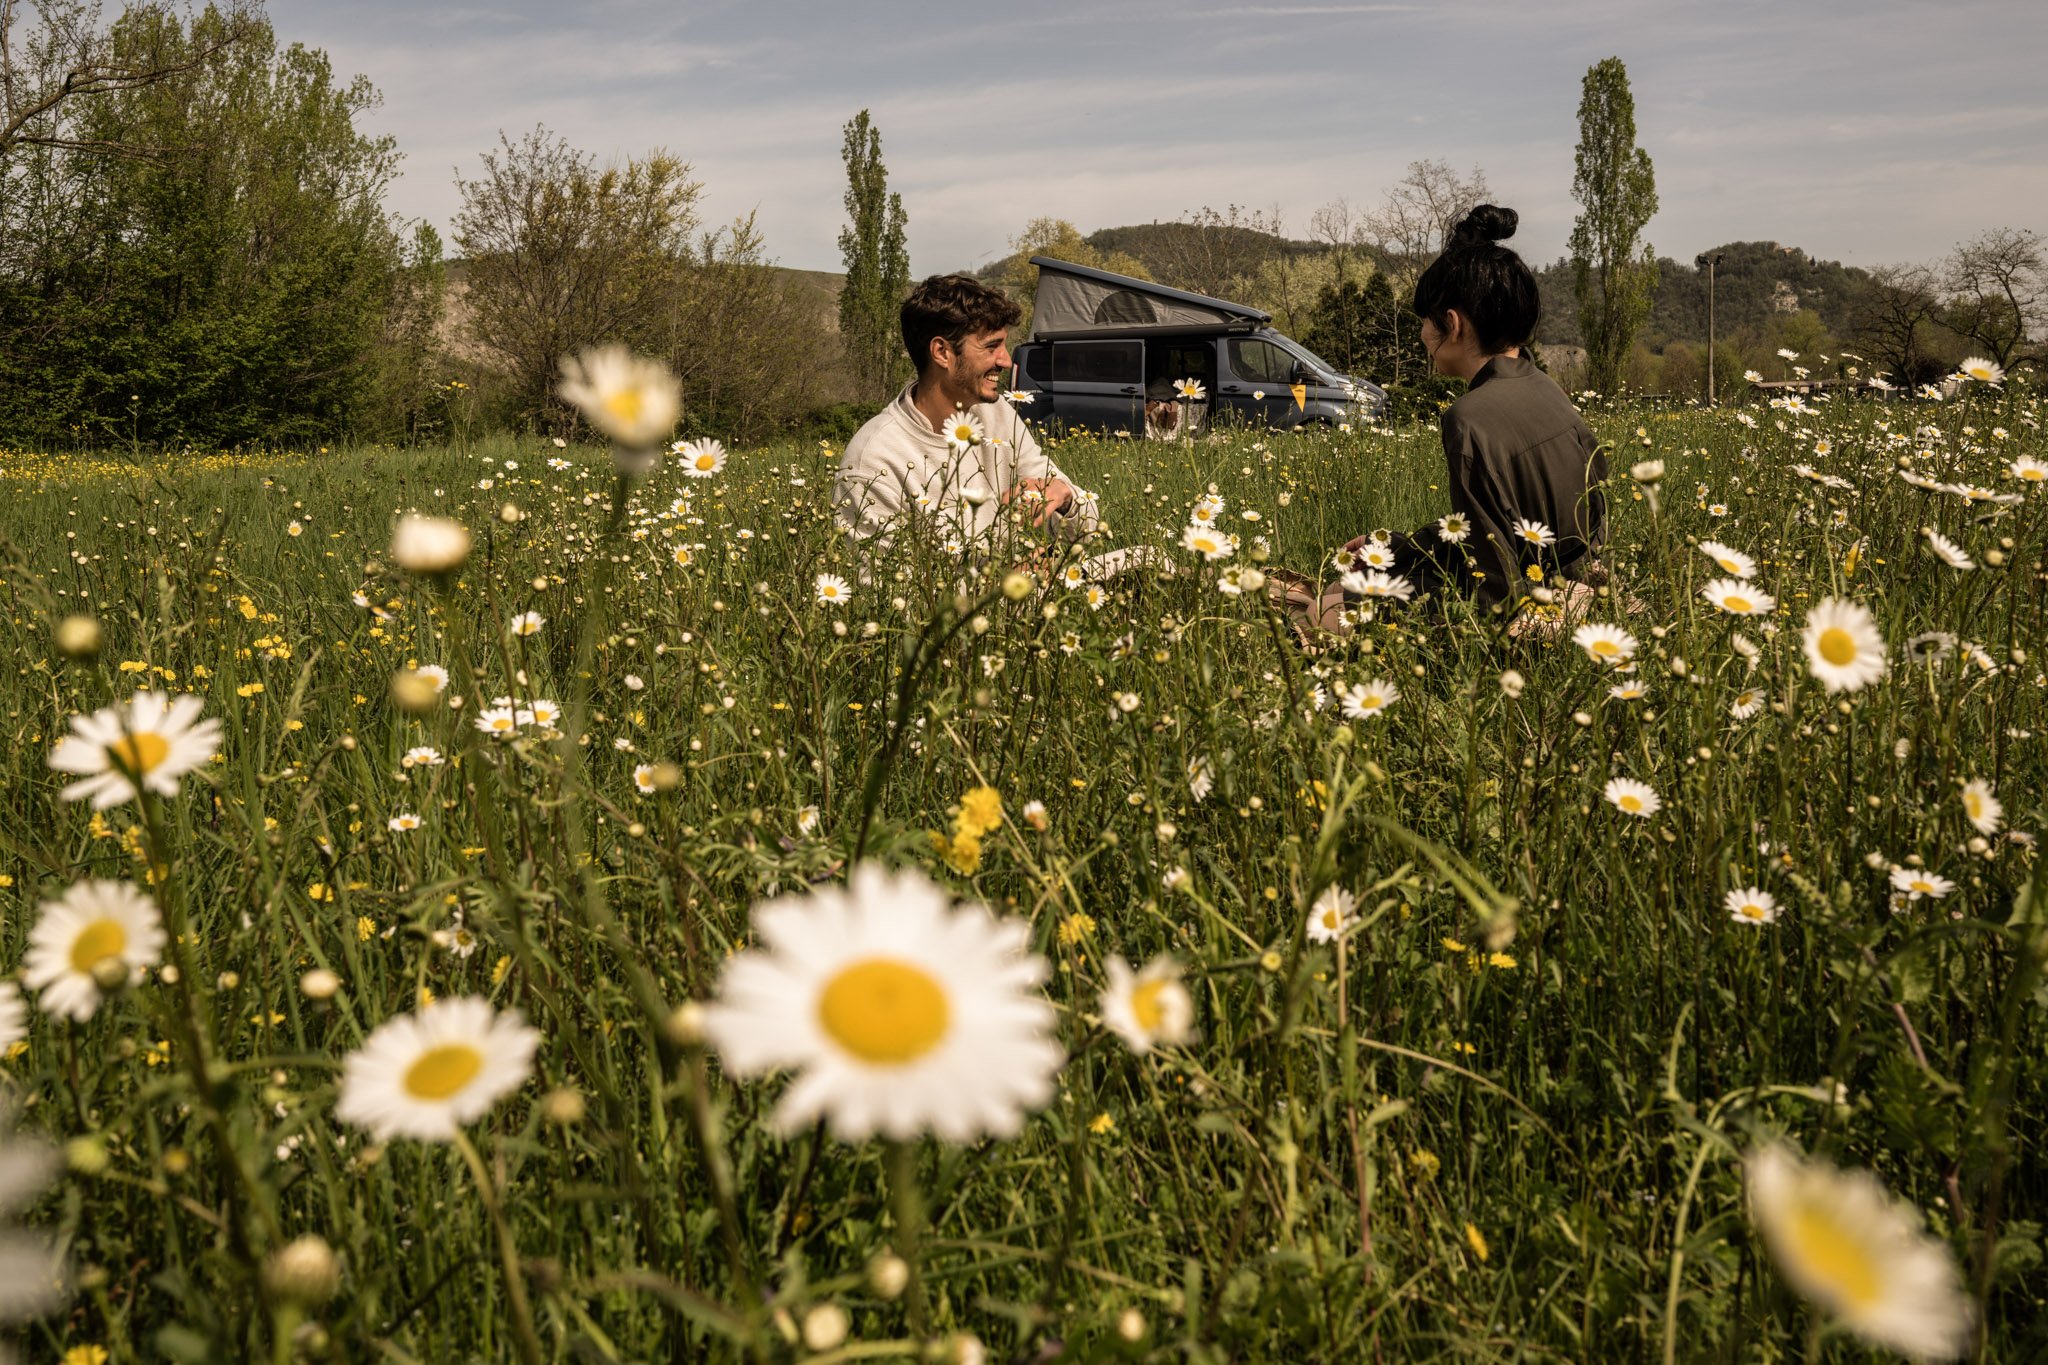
[1274,335,1340,377]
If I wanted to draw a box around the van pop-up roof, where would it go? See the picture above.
[1028,256,1270,340]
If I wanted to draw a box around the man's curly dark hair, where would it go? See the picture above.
[900,274,1021,376]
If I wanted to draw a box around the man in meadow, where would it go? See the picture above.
[835,274,1099,556]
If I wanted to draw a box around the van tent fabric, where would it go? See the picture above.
[1029,257,1269,337]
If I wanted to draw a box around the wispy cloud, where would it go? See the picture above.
[272,0,2048,273]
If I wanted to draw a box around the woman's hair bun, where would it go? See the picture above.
[1450,204,1518,247]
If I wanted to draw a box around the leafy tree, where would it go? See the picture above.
[1303,270,1413,385]
[1568,57,1659,395]
[0,2,405,444]
[836,110,909,401]
[1945,227,2043,368]
[1853,264,1947,386]
[453,127,700,433]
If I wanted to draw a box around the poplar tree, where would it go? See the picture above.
[1568,57,1659,396]
[837,110,910,401]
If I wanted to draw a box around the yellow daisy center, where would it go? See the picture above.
[1911,878,1933,894]
[69,918,128,974]
[1360,696,1384,711]
[1724,595,1752,613]
[1817,628,1858,667]
[695,454,716,470]
[1966,792,1984,818]
[107,732,170,775]
[1717,557,1739,572]
[1320,909,1343,932]
[2021,468,2044,482]
[818,958,950,1064]
[404,1042,485,1100]
[1591,641,1619,657]
[1786,1204,1883,1307]
[1129,979,1170,1034]
[1619,795,1643,813]
[603,390,644,424]
[1739,902,1766,921]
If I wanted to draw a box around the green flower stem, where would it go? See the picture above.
[454,1129,546,1365]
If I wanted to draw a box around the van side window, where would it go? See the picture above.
[1227,339,1292,385]
[1021,346,1051,382]
[1052,341,1142,385]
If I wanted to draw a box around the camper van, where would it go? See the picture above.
[1010,257,1387,436]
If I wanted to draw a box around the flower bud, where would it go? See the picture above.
[301,968,340,1000]
[802,1304,850,1352]
[264,1235,341,1306]
[388,515,470,575]
[389,669,440,714]
[55,615,101,658]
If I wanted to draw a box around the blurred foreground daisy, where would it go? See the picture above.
[1956,356,2004,386]
[50,693,221,810]
[1100,956,1194,1054]
[24,881,165,1022]
[1801,598,1887,693]
[704,864,1062,1142]
[1746,1145,1972,1359]
[557,346,681,468]
[1960,778,2002,835]
[337,997,540,1142]
[389,514,471,576]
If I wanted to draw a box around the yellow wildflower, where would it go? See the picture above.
[955,785,1003,838]
[1464,1222,1490,1263]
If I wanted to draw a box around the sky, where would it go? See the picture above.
[268,0,2048,277]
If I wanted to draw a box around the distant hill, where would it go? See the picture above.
[1531,241,1883,350]
[1082,222,1327,278]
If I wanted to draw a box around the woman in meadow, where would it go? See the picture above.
[1283,205,1609,631]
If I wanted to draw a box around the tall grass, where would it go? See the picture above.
[0,382,2042,1361]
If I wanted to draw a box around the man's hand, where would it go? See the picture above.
[1005,477,1076,527]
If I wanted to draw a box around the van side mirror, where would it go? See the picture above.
[1289,362,1315,385]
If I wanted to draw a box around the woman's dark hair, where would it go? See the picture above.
[1410,205,1539,355]
[901,273,1022,374]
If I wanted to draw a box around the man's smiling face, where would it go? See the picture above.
[937,327,1012,407]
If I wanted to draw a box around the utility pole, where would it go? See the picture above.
[1695,252,1724,405]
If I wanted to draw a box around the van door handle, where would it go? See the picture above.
[1119,386,1140,395]
[1220,386,1244,394]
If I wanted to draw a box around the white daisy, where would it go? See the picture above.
[1609,679,1649,701]
[1572,623,1638,667]
[1603,777,1661,818]
[1342,570,1415,602]
[403,746,444,769]
[387,813,422,833]
[335,997,541,1142]
[1188,757,1214,802]
[1698,541,1756,578]
[633,763,657,795]
[1724,887,1780,926]
[702,864,1063,1141]
[49,692,222,810]
[1100,956,1195,1055]
[679,440,728,478]
[1306,886,1356,944]
[2009,455,2048,484]
[1957,356,2004,386]
[1181,524,1232,562]
[474,707,520,738]
[816,573,853,606]
[1730,688,1767,720]
[940,412,984,454]
[1746,1145,1973,1360]
[1924,530,1973,571]
[1338,679,1399,721]
[527,700,561,729]
[22,880,166,1021]
[557,346,680,451]
[1961,778,2002,836]
[507,611,546,638]
[414,665,450,693]
[1437,512,1471,543]
[1701,579,1774,616]
[1355,540,1397,570]
[1887,866,1953,901]
[1801,598,1887,694]
[1173,378,1206,401]
[1512,518,1555,548]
